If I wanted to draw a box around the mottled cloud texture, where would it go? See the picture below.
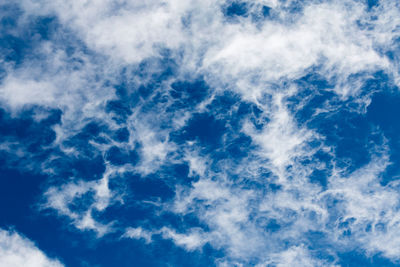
[1,0,400,266]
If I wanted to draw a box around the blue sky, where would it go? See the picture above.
[1,0,400,266]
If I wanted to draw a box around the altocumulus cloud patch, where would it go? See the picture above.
[1,0,400,266]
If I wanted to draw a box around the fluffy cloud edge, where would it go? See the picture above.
[0,228,64,267]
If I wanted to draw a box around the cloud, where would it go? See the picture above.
[123,227,153,244]
[160,227,208,251]
[260,245,338,267]
[123,226,207,251]
[42,168,118,236]
[324,152,400,261]
[0,76,57,109]
[0,228,63,267]
[2,0,400,266]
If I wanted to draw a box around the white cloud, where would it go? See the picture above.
[160,227,208,251]
[123,227,153,244]
[42,168,117,236]
[203,1,390,98]
[323,152,400,261]
[0,228,64,267]
[123,226,207,251]
[0,77,57,109]
[243,91,316,179]
[261,245,338,267]
[3,0,400,265]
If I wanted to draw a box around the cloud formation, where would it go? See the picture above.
[0,228,63,267]
[1,0,400,266]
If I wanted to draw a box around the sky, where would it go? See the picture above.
[1,0,400,266]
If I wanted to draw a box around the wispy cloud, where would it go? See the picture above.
[1,0,400,266]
